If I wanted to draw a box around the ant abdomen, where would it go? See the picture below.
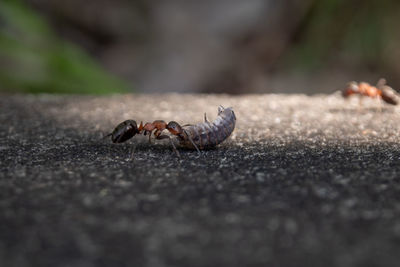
[110,120,140,143]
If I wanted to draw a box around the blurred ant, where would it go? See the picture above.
[342,78,399,105]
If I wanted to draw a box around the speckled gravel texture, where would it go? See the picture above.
[1,93,400,267]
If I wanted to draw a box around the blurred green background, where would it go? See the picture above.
[1,0,399,94]
[0,0,129,94]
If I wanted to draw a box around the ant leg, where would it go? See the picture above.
[204,113,208,122]
[378,97,383,112]
[154,128,168,140]
[103,133,112,140]
[156,135,181,158]
[148,130,154,144]
[183,129,200,153]
[358,95,363,112]
[130,144,136,161]
[143,130,153,144]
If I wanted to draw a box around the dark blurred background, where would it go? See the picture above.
[1,0,399,94]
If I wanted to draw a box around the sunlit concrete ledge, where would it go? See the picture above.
[1,93,400,267]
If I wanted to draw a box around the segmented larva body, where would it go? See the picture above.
[180,106,236,149]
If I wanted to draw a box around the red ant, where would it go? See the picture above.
[342,78,399,105]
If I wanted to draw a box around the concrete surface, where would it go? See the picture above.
[1,93,400,267]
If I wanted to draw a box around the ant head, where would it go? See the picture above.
[111,120,139,143]
[376,78,387,89]
[166,121,183,135]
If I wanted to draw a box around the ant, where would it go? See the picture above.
[342,78,399,105]
[105,119,199,158]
